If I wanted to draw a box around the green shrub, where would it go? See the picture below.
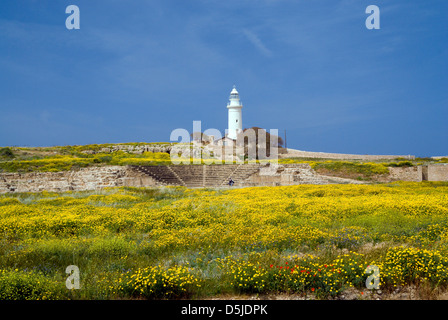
[0,269,64,300]
[377,247,448,288]
[388,161,414,167]
[117,265,202,299]
[0,147,15,159]
[0,197,21,206]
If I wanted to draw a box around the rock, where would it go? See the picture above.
[340,287,361,300]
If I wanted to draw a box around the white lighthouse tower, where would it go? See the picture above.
[227,85,243,140]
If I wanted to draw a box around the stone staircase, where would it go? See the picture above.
[219,163,264,186]
[169,165,204,187]
[131,164,263,188]
[132,165,185,186]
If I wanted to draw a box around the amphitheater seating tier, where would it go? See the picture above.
[131,164,263,187]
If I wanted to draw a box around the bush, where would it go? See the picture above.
[117,265,201,299]
[0,269,64,300]
[97,155,113,163]
[375,247,448,288]
[388,161,414,167]
[0,147,15,159]
[0,198,21,206]
[223,259,267,293]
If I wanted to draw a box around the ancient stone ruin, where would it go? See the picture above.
[1,163,447,194]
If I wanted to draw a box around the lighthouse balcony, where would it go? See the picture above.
[227,103,243,108]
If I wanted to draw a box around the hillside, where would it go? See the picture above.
[1,143,447,183]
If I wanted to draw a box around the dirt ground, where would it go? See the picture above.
[206,285,448,300]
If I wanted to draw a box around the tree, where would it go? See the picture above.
[236,127,284,159]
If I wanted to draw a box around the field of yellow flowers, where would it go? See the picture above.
[0,181,448,299]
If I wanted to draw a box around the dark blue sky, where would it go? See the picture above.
[0,0,447,157]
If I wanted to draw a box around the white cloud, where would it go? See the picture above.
[242,28,273,57]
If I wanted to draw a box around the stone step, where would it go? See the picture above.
[132,164,263,187]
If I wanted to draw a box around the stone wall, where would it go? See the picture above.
[0,166,157,194]
[427,164,448,181]
[283,149,415,161]
[0,164,356,193]
[388,164,448,182]
[1,163,446,194]
[244,163,340,186]
[388,166,423,182]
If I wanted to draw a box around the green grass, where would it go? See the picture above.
[312,161,390,176]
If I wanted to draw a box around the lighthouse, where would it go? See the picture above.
[227,85,243,140]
